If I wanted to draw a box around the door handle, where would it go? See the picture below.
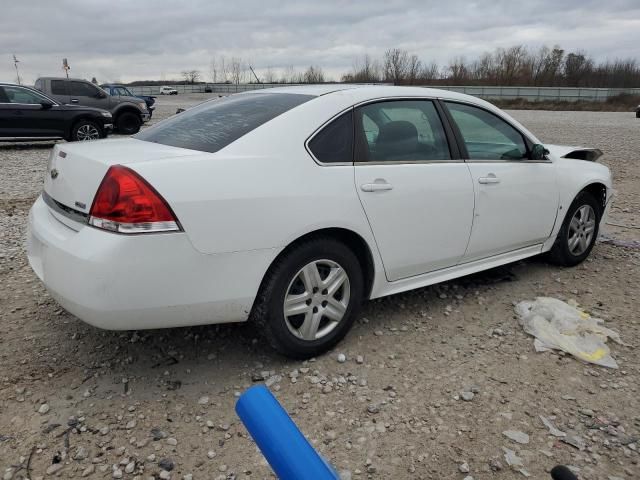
[361,180,393,192]
[70,99,79,103]
[478,174,500,184]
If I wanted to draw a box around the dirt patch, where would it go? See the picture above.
[1,102,638,479]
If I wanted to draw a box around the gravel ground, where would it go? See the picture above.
[1,96,639,480]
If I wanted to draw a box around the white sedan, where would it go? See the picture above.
[27,85,613,358]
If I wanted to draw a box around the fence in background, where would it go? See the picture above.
[127,83,640,101]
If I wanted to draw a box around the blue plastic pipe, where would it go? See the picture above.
[235,385,339,480]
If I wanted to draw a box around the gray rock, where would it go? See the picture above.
[539,415,566,437]
[561,433,586,451]
[46,463,64,475]
[502,430,530,444]
[461,391,475,401]
[459,462,470,473]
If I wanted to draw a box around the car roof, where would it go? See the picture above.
[255,84,485,103]
[252,84,542,145]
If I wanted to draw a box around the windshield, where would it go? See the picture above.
[135,92,314,153]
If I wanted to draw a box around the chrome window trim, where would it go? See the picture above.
[464,158,552,164]
[355,159,463,166]
[304,95,548,167]
[304,95,444,167]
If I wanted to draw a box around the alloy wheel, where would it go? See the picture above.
[567,205,596,256]
[76,124,100,141]
[283,259,350,341]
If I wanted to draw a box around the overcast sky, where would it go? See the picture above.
[2,0,639,84]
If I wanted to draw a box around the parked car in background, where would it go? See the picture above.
[35,77,149,134]
[204,85,213,93]
[100,84,156,118]
[0,83,112,142]
[159,86,178,95]
[27,85,613,358]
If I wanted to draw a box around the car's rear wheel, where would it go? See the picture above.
[69,120,102,141]
[548,191,601,266]
[116,112,142,135]
[252,237,364,359]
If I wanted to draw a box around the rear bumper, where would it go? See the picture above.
[27,195,277,330]
[141,113,151,123]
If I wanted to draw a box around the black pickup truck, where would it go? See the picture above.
[0,83,113,142]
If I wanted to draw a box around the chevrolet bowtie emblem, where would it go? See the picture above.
[50,168,59,179]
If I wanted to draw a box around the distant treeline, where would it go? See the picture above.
[123,45,640,88]
[343,45,640,88]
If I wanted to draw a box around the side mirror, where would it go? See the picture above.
[530,144,548,160]
[40,100,54,109]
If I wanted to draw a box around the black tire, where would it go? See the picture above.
[69,119,102,142]
[252,236,364,359]
[116,112,142,135]
[548,191,601,266]
[636,110,640,118]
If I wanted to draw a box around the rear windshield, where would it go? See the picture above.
[135,93,314,153]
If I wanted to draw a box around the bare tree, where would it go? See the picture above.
[383,48,410,83]
[229,57,245,84]
[419,62,440,83]
[564,51,593,87]
[280,65,303,83]
[209,58,218,83]
[181,70,201,84]
[344,54,381,82]
[406,54,422,84]
[447,56,469,84]
[303,65,325,83]
[263,66,277,83]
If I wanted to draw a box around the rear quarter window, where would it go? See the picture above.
[135,93,314,153]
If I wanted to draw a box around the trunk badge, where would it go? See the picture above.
[50,168,59,179]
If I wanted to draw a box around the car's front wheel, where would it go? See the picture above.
[116,112,142,135]
[548,191,601,266]
[253,237,364,359]
[69,120,102,141]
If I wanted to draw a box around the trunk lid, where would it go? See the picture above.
[44,138,201,215]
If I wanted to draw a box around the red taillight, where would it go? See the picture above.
[89,165,180,234]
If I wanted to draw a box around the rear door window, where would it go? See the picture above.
[51,80,67,95]
[136,93,314,153]
[69,81,100,97]
[355,100,451,162]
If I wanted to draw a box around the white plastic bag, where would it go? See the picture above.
[514,297,625,369]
